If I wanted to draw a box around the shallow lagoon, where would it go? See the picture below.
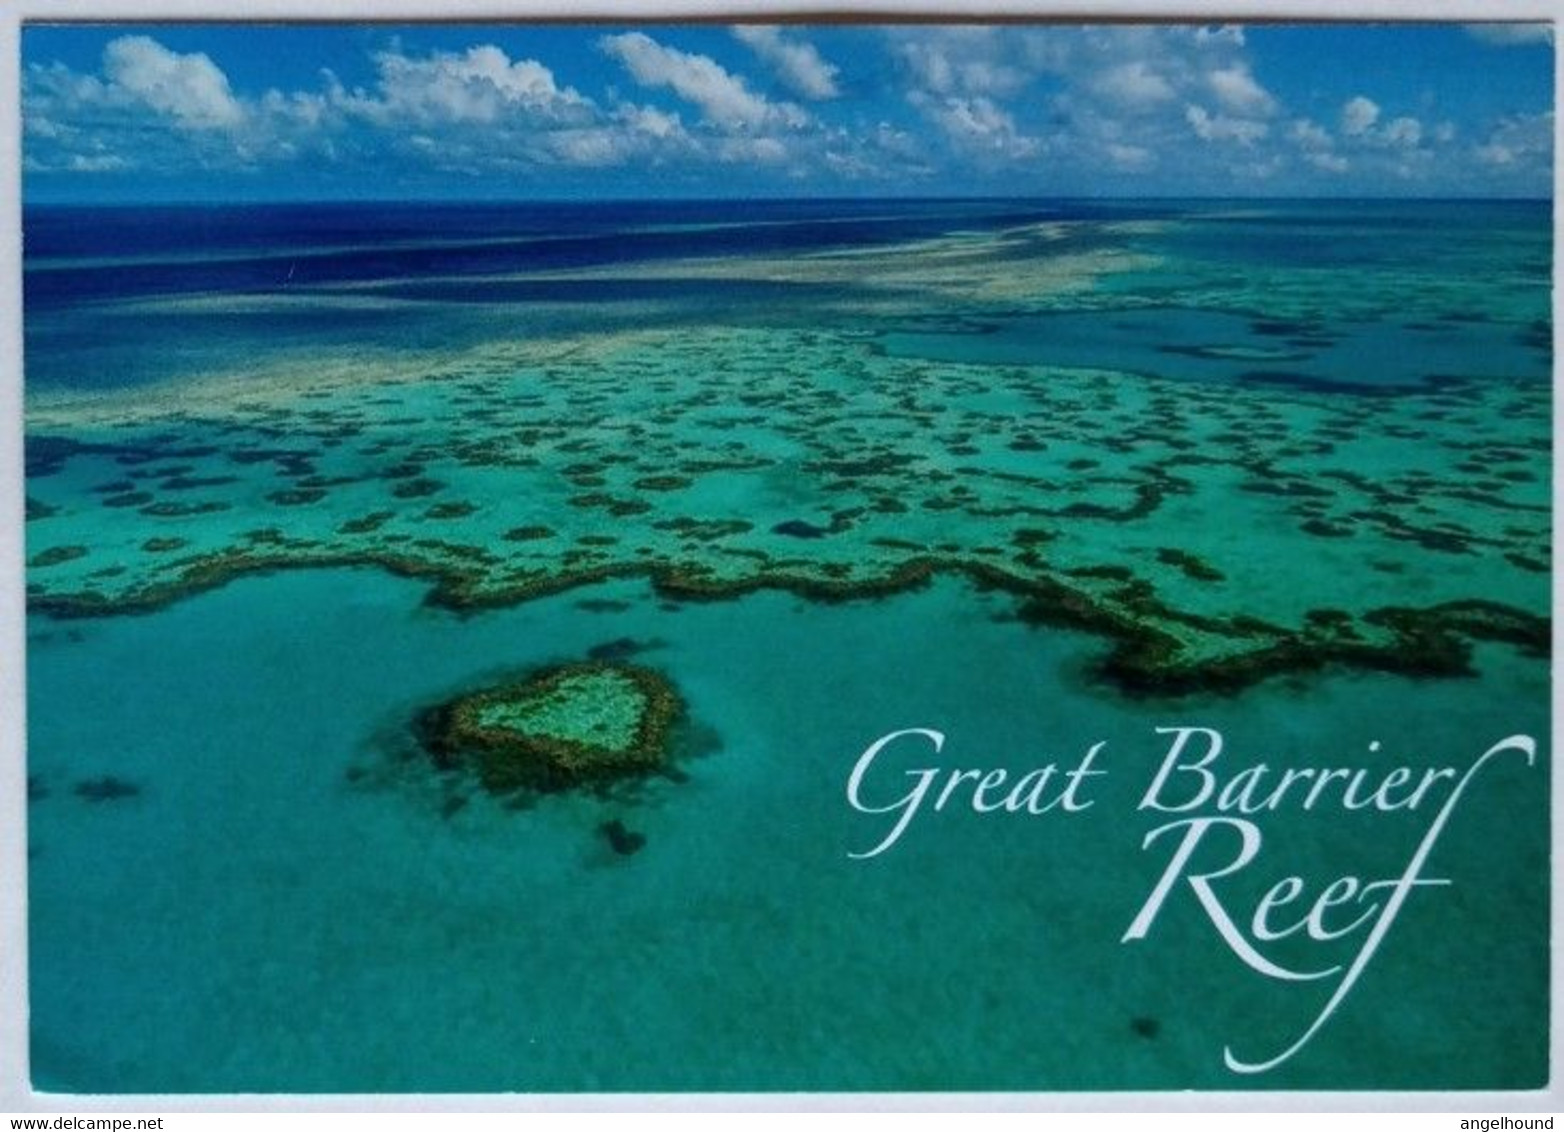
[27,570,1549,1091]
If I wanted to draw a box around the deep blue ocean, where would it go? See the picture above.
[24,198,1090,305]
[24,198,1550,393]
[27,197,1549,304]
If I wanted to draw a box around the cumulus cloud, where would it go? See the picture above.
[1341,95,1380,136]
[536,103,697,168]
[889,27,1029,97]
[344,45,594,126]
[1091,61,1175,108]
[102,36,244,130]
[615,102,684,141]
[991,26,1289,176]
[600,32,805,131]
[1306,151,1349,173]
[23,35,279,174]
[25,35,250,152]
[912,92,1041,160]
[1328,96,1429,153]
[20,25,1556,197]
[714,135,791,164]
[1105,141,1154,170]
[732,26,839,100]
[892,25,1287,182]
[22,30,930,187]
[1185,103,1267,145]
[870,121,919,160]
[1381,116,1422,148]
[1474,110,1554,167]
[320,44,706,174]
[1290,118,1331,149]
[1285,117,1352,175]
[25,33,710,178]
[1206,64,1275,116]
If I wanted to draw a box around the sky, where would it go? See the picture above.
[19,22,1556,202]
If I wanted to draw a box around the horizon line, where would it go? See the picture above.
[22,193,1556,208]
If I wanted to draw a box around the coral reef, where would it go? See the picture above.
[418,662,682,793]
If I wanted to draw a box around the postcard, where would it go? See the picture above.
[9,9,1556,1102]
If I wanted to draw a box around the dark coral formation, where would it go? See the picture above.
[26,530,1551,698]
[23,311,1549,705]
[26,496,58,521]
[600,818,647,856]
[29,545,88,569]
[73,775,141,802]
[1155,547,1224,583]
[417,662,682,793]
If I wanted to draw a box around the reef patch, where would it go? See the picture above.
[417,662,682,793]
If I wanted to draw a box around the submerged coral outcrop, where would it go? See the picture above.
[417,662,682,793]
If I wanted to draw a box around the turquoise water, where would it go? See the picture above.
[24,199,1551,1092]
[879,306,1545,391]
[27,569,1548,1091]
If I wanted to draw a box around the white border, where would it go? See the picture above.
[1,0,1558,1114]
[0,0,1561,17]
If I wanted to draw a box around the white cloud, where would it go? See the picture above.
[23,25,1551,196]
[1328,99,1427,152]
[715,135,790,164]
[24,30,826,181]
[1105,142,1154,170]
[102,36,244,131]
[68,151,130,172]
[26,33,714,177]
[260,87,328,130]
[1464,24,1553,47]
[1194,25,1246,47]
[1206,64,1275,116]
[871,121,920,160]
[1185,103,1267,145]
[732,26,839,100]
[1288,117,1349,174]
[1473,111,1553,168]
[890,28,1029,97]
[1341,95,1380,136]
[1003,26,1288,174]
[351,45,594,127]
[538,103,696,168]
[815,121,935,181]
[547,129,623,166]
[1092,62,1175,108]
[615,102,684,141]
[601,32,805,131]
[1381,116,1422,148]
[821,149,870,178]
[913,92,1041,160]
[21,36,288,173]
[1236,153,1284,180]
[1290,118,1331,149]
